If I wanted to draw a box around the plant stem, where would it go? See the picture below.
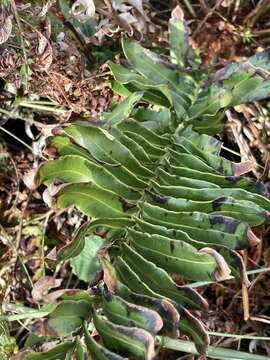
[0,126,34,153]
[0,311,51,322]
[0,126,48,160]
[208,331,270,341]
[14,99,68,114]
[161,337,270,360]
[188,266,270,288]
[221,145,241,157]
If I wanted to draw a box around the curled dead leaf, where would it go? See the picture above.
[182,307,210,355]
[128,0,145,16]
[200,247,231,281]
[229,249,251,287]
[42,182,62,208]
[32,276,62,303]
[23,168,40,190]
[35,29,53,70]
[99,251,117,293]
[0,5,12,45]
[247,227,261,246]
[92,0,148,43]
[118,12,138,36]
[72,0,95,21]
[113,0,147,36]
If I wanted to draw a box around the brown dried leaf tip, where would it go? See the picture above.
[171,5,184,21]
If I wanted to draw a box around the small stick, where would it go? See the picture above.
[198,0,210,15]
[244,0,270,28]
[242,250,250,321]
[193,0,224,38]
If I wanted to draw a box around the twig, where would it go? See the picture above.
[45,70,72,109]
[193,0,224,38]
[232,0,241,22]
[198,0,210,15]
[253,28,270,37]
[242,250,250,321]
[208,331,270,341]
[244,0,270,28]
[249,316,270,325]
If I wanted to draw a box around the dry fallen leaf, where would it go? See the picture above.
[0,5,12,45]
[128,0,145,16]
[112,0,147,36]
[99,250,117,293]
[91,0,148,43]
[37,0,56,17]
[72,0,96,21]
[35,29,53,71]
[32,276,62,303]
[0,48,16,78]
[23,168,39,190]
